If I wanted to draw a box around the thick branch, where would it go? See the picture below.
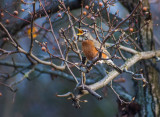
[77,50,160,98]
[105,43,138,54]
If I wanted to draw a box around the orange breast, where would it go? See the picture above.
[82,40,107,60]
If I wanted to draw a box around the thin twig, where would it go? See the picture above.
[101,1,142,48]
[10,66,35,87]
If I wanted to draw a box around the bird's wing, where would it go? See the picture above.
[93,40,111,58]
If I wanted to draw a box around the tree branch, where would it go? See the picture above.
[0,0,81,38]
[76,49,160,98]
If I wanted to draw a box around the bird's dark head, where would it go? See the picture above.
[76,28,90,39]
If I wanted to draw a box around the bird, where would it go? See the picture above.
[77,28,122,73]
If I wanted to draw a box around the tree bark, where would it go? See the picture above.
[120,0,160,116]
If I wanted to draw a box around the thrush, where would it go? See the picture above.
[77,28,122,73]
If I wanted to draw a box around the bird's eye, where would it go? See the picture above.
[83,30,88,33]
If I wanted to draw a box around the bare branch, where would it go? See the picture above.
[76,49,160,98]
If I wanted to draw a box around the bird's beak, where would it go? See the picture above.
[76,28,84,36]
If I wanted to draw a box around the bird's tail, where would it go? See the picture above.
[104,60,122,73]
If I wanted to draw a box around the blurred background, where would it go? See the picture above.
[0,0,160,117]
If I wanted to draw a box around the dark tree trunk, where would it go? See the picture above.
[120,0,160,116]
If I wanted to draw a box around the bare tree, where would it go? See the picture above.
[0,0,160,116]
